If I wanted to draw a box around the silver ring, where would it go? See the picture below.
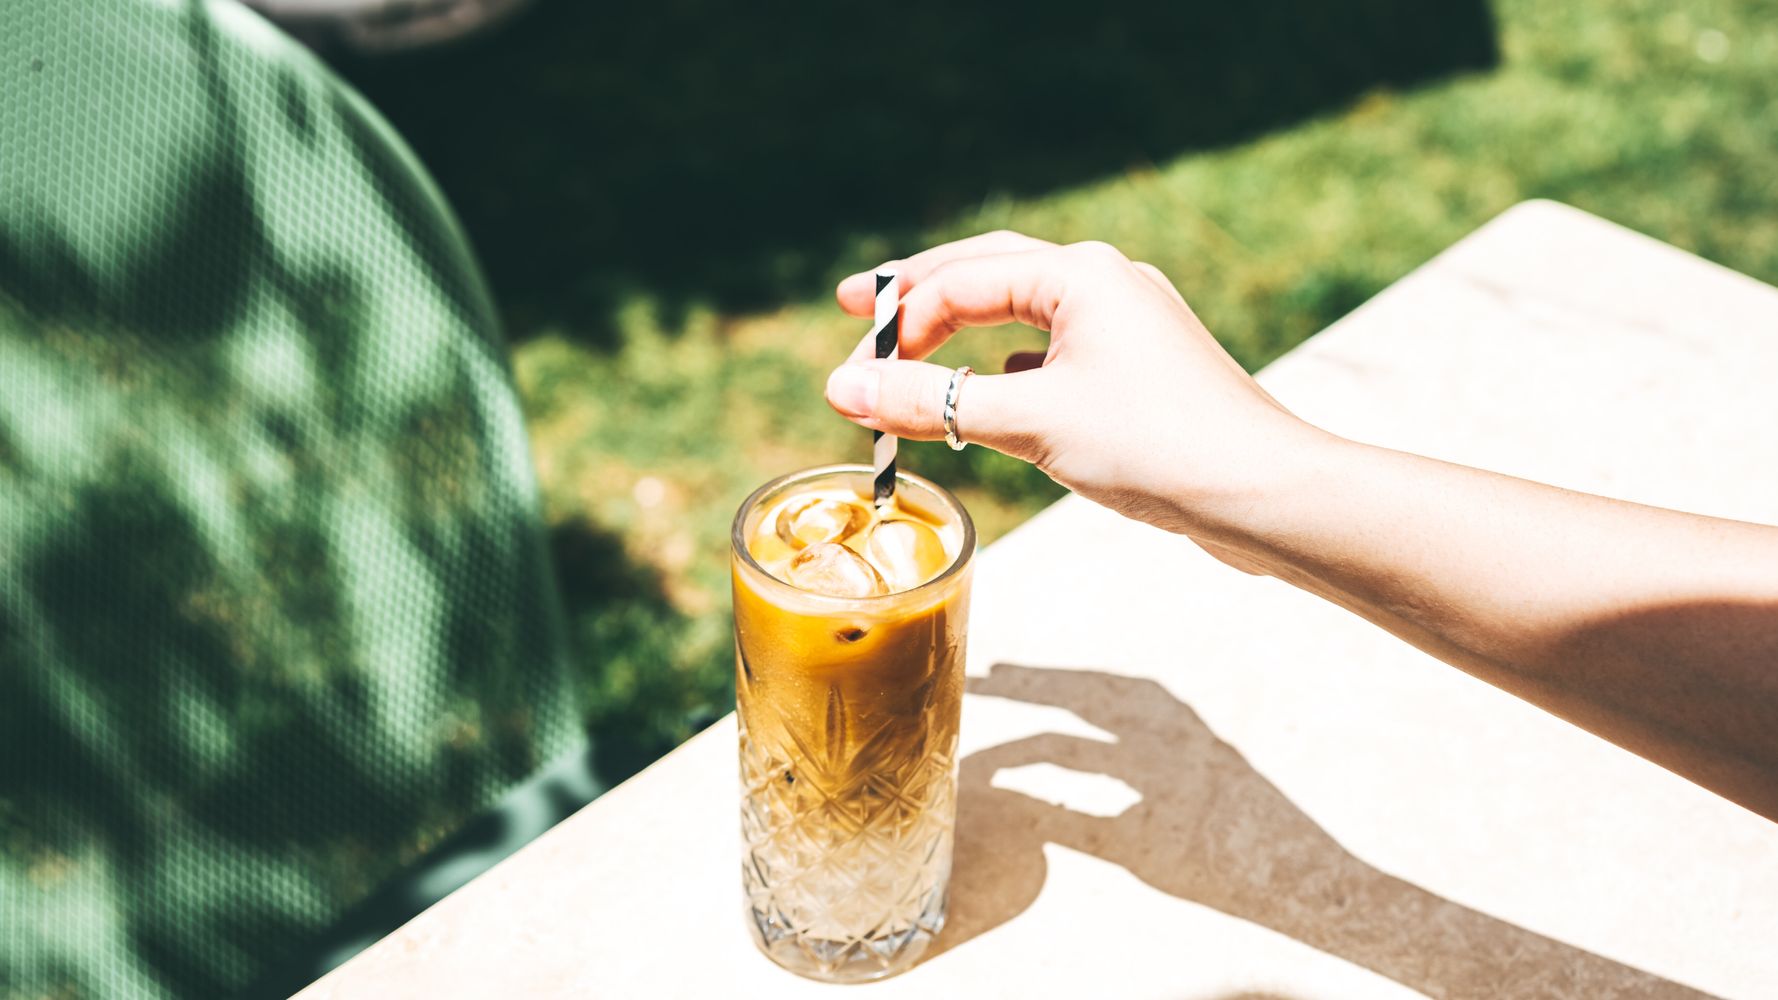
[943,365,973,451]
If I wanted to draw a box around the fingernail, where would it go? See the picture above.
[826,364,879,418]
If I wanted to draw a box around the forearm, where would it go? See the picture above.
[1217,431,1778,819]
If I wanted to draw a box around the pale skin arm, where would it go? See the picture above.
[824,231,1778,821]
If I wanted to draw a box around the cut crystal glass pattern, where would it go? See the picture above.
[739,697,956,983]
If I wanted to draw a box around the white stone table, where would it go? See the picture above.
[297,201,1778,999]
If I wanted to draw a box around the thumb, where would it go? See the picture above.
[824,359,1041,460]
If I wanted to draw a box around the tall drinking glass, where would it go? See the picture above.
[731,464,975,982]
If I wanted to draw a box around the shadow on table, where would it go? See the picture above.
[933,664,1711,998]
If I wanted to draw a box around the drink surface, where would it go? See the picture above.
[732,468,973,982]
[747,484,961,597]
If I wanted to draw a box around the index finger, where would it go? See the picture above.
[836,230,1055,317]
[843,245,1069,364]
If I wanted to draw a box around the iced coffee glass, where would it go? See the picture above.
[732,464,975,983]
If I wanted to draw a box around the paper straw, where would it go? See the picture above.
[871,267,899,508]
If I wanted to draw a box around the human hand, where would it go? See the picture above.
[827,231,1325,562]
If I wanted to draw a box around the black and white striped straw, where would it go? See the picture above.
[871,267,899,508]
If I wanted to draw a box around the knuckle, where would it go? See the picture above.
[1133,261,1174,287]
[1067,240,1126,267]
[912,267,965,332]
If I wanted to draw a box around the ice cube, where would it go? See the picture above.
[774,497,870,550]
[865,519,948,592]
[785,542,886,598]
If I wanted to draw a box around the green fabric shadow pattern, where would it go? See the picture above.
[0,2,588,997]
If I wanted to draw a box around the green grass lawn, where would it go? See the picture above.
[357,0,1778,783]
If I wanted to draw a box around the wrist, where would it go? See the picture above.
[1171,417,1351,553]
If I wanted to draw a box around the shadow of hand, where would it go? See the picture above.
[936,664,1710,999]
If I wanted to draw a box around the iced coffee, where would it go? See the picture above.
[732,465,974,982]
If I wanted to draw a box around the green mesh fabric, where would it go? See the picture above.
[0,2,585,997]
